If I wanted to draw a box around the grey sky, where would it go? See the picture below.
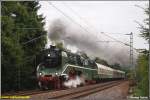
[37,1,149,66]
[38,1,148,49]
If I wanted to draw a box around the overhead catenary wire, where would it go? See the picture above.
[61,2,128,44]
[135,4,146,10]
[47,1,93,37]
[20,1,137,52]
[15,2,141,55]
[58,2,138,52]
[15,27,47,45]
[48,1,127,45]
[22,34,46,45]
[16,28,41,30]
[69,5,139,56]
[61,2,94,31]
[50,1,139,63]
[61,2,102,42]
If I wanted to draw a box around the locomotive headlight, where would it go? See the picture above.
[48,54,50,57]
[39,72,42,76]
[39,72,44,77]
[55,72,58,75]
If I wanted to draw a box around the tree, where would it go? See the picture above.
[139,7,149,40]
[2,1,46,92]
[135,53,148,96]
[134,6,149,96]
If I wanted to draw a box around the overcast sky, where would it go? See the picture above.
[37,1,149,66]
[38,1,149,50]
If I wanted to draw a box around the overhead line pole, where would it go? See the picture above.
[130,33,134,75]
[62,2,134,48]
[64,3,139,56]
[126,32,135,77]
[149,4,150,98]
[149,38,150,99]
[131,33,134,70]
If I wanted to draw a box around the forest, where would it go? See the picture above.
[134,6,149,96]
[2,1,47,92]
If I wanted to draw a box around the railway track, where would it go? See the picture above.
[2,89,57,96]
[3,80,125,100]
[48,80,124,99]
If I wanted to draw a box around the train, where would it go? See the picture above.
[36,45,125,90]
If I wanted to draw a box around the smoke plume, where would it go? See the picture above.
[48,18,137,67]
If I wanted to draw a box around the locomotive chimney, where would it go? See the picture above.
[50,45,56,50]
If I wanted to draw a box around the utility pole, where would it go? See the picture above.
[149,28,150,99]
[130,32,134,71]
[126,32,135,76]
[148,20,150,100]
[148,39,150,99]
[130,33,136,77]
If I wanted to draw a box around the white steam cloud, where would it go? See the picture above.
[64,76,85,88]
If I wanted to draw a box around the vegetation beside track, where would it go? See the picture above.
[133,6,149,97]
[2,1,46,92]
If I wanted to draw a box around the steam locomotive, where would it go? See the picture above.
[36,45,125,90]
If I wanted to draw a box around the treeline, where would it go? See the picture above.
[134,6,149,96]
[2,1,47,92]
[135,50,149,96]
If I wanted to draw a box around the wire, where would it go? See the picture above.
[16,28,40,29]
[135,4,146,10]
[61,2,94,31]
[22,34,46,45]
[48,1,92,36]
[47,1,139,56]
[96,41,121,43]
[61,2,102,41]
[61,2,136,49]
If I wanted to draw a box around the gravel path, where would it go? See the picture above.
[80,81,129,100]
